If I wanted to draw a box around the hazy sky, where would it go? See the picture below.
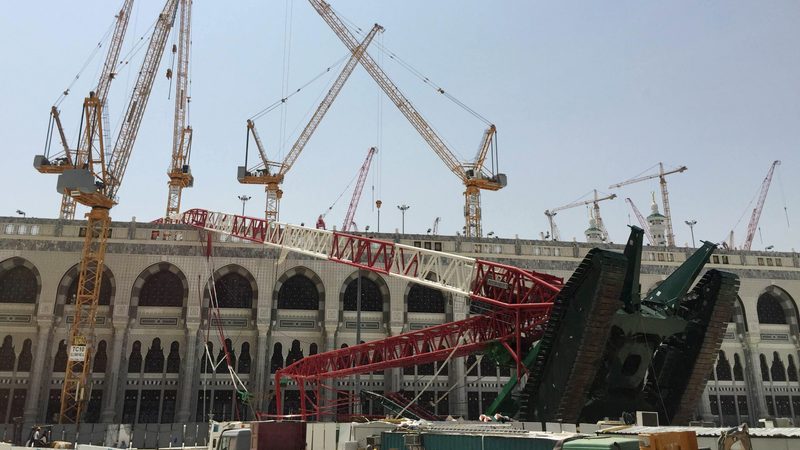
[1,1,798,251]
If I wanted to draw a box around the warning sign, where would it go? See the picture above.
[69,336,87,362]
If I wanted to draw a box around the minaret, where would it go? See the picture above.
[647,192,667,246]
[585,208,604,243]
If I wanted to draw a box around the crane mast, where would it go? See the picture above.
[625,197,655,245]
[743,160,781,250]
[544,190,616,241]
[165,0,194,221]
[54,0,178,424]
[609,162,687,247]
[238,24,381,222]
[342,147,377,232]
[34,0,135,220]
[308,0,504,238]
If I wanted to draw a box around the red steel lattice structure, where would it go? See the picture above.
[181,208,563,418]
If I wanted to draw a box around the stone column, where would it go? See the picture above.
[448,357,468,417]
[175,326,201,423]
[23,317,54,423]
[746,339,768,419]
[254,325,269,412]
[100,322,129,423]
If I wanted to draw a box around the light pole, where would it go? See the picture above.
[397,204,410,235]
[237,195,251,216]
[15,210,25,218]
[684,219,697,248]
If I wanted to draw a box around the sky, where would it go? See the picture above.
[1,1,798,251]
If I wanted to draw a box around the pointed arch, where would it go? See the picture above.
[756,286,798,330]
[55,264,115,313]
[274,266,325,311]
[131,263,188,308]
[715,350,732,381]
[204,264,257,309]
[406,272,447,314]
[0,257,41,304]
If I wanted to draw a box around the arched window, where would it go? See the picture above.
[139,270,183,307]
[343,277,382,311]
[93,340,107,373]
[67,271,113,306]
[733,353,744,382]
[238,343,251,374]
[216,339,235,374]
[760,354,770,381]
[270,343,284,374]
[309,343,318,356]
[788,355,798,382]
[201,342,214,373]
[166,341,181,373]
[0,266,37,303]
[128,341,142,374]
[144,338,165,373]
[771,352,787,382]
[285,340,304,366]
[418,343,434,375]
[53,340,67,372]
[0,336,15,371]
[466,355,478,376]
[407,285,445,313]
[480,355,497,377]
[716,351,732,381]
[277,275,319,310]
[213,273,253,308]
[17,339,32,372]
[757,293,787,324]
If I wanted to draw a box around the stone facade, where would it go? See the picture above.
[0,216,798,427]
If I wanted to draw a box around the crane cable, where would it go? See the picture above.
[53,21,116,107]
[278,0,295,162]
[331,5,493,126]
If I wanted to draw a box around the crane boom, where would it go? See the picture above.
[238,24,380,223]
[342,147,377,232]
[308,0,503,238]
[743,160,781,250]
[544,191,616,241]
[609,162,686,246]
[165,0,194,221]
[625,197,655,245]
[54,0,179,425]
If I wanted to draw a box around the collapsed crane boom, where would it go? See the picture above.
[610,163,686,247]
[308,0,504,238]
[238,24,381,222]
[165,0,194,221]
[743,160,781,250]
[342,147,377,232]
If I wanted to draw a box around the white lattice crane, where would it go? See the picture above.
[239,24,382,222]
[741,160,781,250]
[164,0,194,221]
[609,162,687,247]
[625,197,655,245]
[35,0,135,221]
[342,147,377,232]
[544,190,616,241]
[38,0,179,424]
[308,0,504,238]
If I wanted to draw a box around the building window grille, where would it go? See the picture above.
[93,340,107,373]
[776,395,792,416]
[213,273,253,308]
[66,270,113,306]
[758,258,765,266]
[771,352,787,382]
[434,242,442,251]
[201,342,214,373]
[408,284,445,313]
[760,354,770,381]
[757,293,787,324]
[238,342,251,374]
[716,351,732,381]
[53,340,67,372]
[122,390,138,424]
[720,395,736,415]
[722,255,729,264]
[767,258,774,267]
[16,339,32,372]
[128,341,142,374]
[84,390,102,423]
[138,389,161,424]
[788,355,799,382]
[0,266,37,303]
[344,277,382,311]
[277,275,319,310]
[216,338,235,374]
[709,396,719,415]
[0,336,15,371]
[424,242,432,250]
[713,255,720,264]
[776,258,783,267]
[793,397,800,418]
[466,355,478,376]
[139,270,183,307]
[270,343,284,374]
[737,396,749,417]
[166,341,181,373]
[285,340,304,367]
[161,390,177,423]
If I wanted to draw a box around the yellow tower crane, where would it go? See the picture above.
[34,0,135,221]
[308,0,504,238]
[239,24,383,222]
[164,0,194,221]
[37,0,179,424]
[609,162,687,247]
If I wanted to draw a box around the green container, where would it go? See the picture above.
[561,435,640,450]
[381,431,561,450]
